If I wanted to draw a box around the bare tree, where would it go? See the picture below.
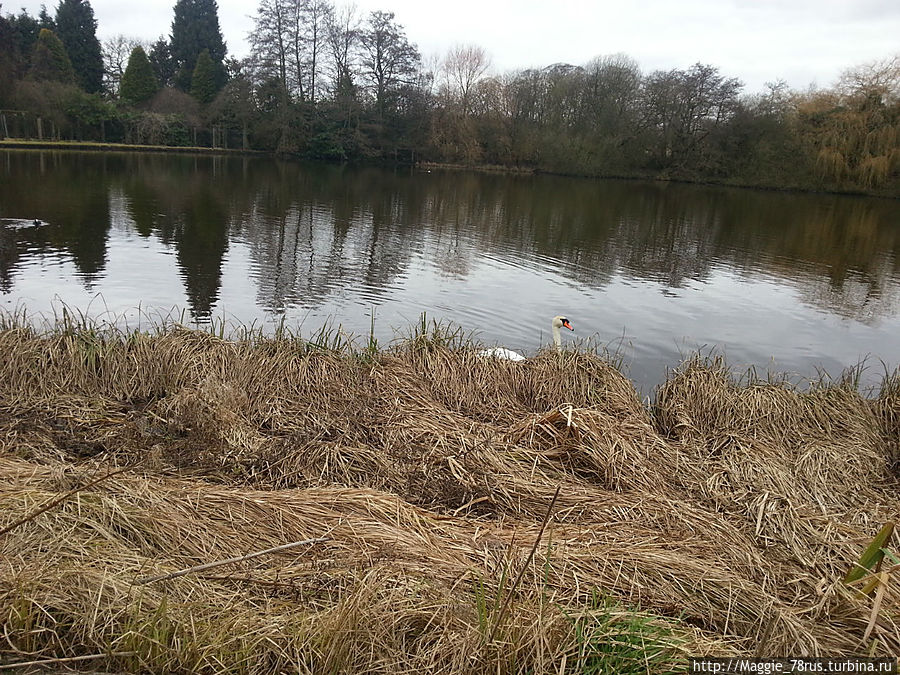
[288,0,329,103]
[837,54,900,105]
[419,51,441,96]
[250,0,332,104]
[102,34,147,95]
[752,79,791,117]
[324,3,359,100]
[248,0,289,97]
[581,54,641,127]
[358,11,420,120]
[641,63,742,167]
[440,44,490,116]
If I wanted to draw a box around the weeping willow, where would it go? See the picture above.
[858,155,891,189]
[807,94,899,189]
[816,148,848,182]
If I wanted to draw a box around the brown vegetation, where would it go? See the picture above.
[1,321,898,673]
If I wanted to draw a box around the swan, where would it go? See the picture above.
[478,315,574,361]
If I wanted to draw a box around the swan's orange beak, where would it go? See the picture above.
[563,320,573,331]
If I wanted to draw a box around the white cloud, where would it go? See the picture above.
[9,0,898,93]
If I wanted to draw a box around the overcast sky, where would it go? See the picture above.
[9,0,900,94]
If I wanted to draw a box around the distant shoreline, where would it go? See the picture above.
[2,140,896,199]
[417,159,900,199]
[0,139,261,155]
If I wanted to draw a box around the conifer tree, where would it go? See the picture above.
[38,6,55,30]
[148,37,176,87]
[9,11,40,44]
[54,0,103,93]
[7,11,42,78]
[29,27,75,83]
[0,16,15,106]
[190,48,216,103]
[120,46,158,104]
[170,0,227,92]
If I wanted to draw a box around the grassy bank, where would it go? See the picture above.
[1,319,898,673]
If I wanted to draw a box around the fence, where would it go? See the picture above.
[0,109,247,151]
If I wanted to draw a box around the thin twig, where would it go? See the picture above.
[451,495,491,516]
[135,536,331,584]
[487,485,560,644]
[0,651,136,671]
[0,466,130,537]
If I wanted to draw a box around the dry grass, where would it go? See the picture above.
[1,320,898,673]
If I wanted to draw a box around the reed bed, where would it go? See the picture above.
[0,319,898,673]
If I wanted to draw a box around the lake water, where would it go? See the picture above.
[1,150,899,394]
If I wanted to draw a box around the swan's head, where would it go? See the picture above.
[552,316,574,331]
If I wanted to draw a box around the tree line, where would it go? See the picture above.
[0,0,898,196]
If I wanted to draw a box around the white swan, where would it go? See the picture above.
[479,315,574,361]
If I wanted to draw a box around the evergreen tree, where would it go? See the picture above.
[54,0,103,93]
[120,45,158,104]
[190,48,216,103]
[170,0,227,92]
[38,5,55,30]
[148,37,175,87]
[7,10,41,78]
[29,27,75,83]
[0,15,16,106]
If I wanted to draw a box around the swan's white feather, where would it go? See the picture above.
[477,347,527,361]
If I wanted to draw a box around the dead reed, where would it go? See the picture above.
[1,319,898,673]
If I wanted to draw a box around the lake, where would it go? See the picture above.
[1,150,899,394]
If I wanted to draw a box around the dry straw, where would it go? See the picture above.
[1,318,898,673]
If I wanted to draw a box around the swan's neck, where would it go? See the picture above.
[552,324,561,351]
